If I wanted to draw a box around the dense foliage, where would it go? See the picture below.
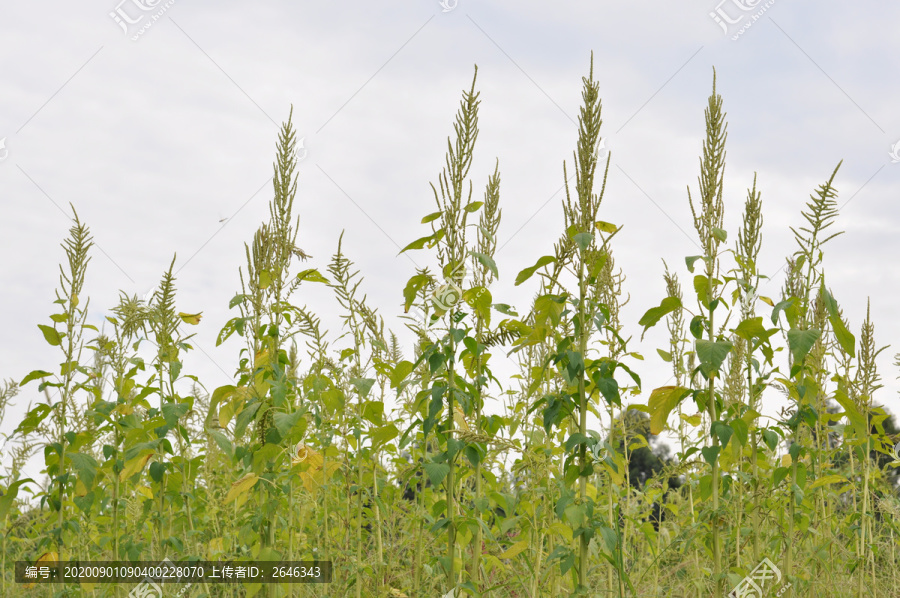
[2,55,900,597]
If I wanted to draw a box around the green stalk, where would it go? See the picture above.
[447,331,458,588]
[686,70,728,594]
[577,256,590,591]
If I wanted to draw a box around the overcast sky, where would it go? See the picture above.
[2,1,900,479]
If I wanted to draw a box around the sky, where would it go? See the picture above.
[2,0,900,482]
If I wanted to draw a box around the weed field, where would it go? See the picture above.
[2,57,900,597]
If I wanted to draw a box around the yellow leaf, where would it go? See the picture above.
[458,527,473,548]
[225,473,259,503]
[809,474,847,490]
[483,554,505,575]
[219,400,235,428]
[208,537,225,556]
[114,404,133,415]
[781,454,792,467]
[759,295,774,307]
[291,444,324,468]
[550,522,573,541]
[119,451,153,482]
[24,552,59,588]
[178,312,203,325]
[454,406,469,431]
[680,413,702,426]
[135,485,154,500]
[292,444,339,493]
[648,386,692,435]
[75,479,88,497]
[498,539,529,560]
[254,349,271,368]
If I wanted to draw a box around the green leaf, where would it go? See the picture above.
[361,400,384,425]
[208,429,233,459]
[699,474,713,501]
[424,462,450,487]
[161,402,190,427]
[69,453,98,487]
[711,227,727,242]
[15,404,52,436]
[73,491,94,514]
[234,402,261,438]
[400,233,439,253]
[701,446,720,466]
[731,418,749,446]
[566,351,584,380]
[464,444,484,468]
[833,387,866,428]
[463,287,492,324]
[258,270,272,289]
[492,303,517,316]
[389,361,414,389]
[710,421,733,448]
[470,251,499,279]
[38,324,61,346]
[350,378,376,398]
[515,256,556,286]
[296,269,330,284]
[820,286,855,358]
[695,339,733,372]
[734,317,768,342]
[0,479,33,520]
[534,294,565,328]
[321,387,344,415]
[273,410,305,438]
[771,298,795,325]
[463,201,484,213]
[787,328,821,366]
[648,386,692,434]
[229,293,249,308]
[595,376,620,406]
[573,232,593,251]
[638,297,682,335]
[773,466,790,488]
[762,429,778,451]
[689,316,705,340]
[685,256,705,273]
[656,349,672,363]
[693,275,710,302]
[421,211,442,223]
[402,274,431,313]
[20,370,53,386]
[370,423,399,448]
[564,433,590,453]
